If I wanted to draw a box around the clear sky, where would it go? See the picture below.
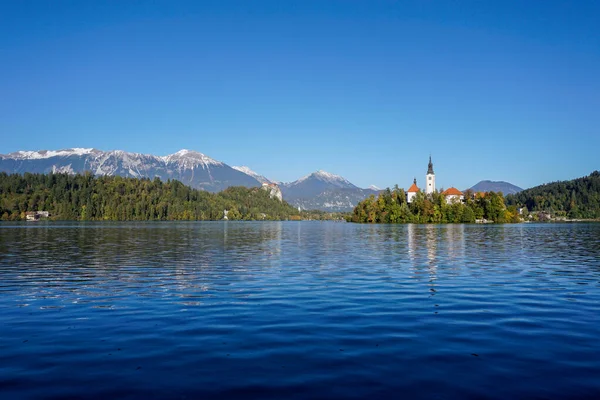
[1,0,598,190]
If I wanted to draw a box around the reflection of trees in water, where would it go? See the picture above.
[3,222,600,310]
[444,224,465,264]
[10,222,283,268]
[224,221,283,262]
[290,221,350,272]
[407,224,416,266]
[0,222,286,307]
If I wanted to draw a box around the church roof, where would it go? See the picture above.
[443,187,463,196]
[408,178,419,193]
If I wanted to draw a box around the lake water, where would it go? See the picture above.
[1,222,599,399]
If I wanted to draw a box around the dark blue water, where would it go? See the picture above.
[1,222,599,399]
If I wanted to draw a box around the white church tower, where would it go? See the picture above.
[426,155,435,194]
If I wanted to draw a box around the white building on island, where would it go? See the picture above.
[407,156,465,205]
[442,187,464,204]
[407,156,435,203]
[426,155,435,194]
[407,178,419,203]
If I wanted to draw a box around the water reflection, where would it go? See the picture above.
[1,222,600,399]
[445,224,465,261]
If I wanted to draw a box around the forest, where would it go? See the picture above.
[0,172,302,221]
[349,186,520,224]
[505,171,600,219]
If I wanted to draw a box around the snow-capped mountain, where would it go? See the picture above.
[294,170,354,186]
[162,149,223,170]
[232,166,272,184]
[282,170,357,199]
[0,148,260,192]
[280,170,378,212]
[6,148,101,160]
[0,149,380,211]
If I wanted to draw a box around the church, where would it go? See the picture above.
[407,156,464,204]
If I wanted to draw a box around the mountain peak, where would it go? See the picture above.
[168,149,202,157]
[297,170,349,184]
[6,148,98,160]
[163,149,222,167]
[281,170,372,212]
[286,170,358,192]
[468,180,523,195]
[232,166,273,184]
[173,149,194,156]
[315,169,339,178]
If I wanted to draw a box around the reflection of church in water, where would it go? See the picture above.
[408,224,466,264]
[407,215,466,297]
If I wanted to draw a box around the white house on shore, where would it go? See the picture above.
[25,211,50,221]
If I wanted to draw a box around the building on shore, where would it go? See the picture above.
[25,211,50,221]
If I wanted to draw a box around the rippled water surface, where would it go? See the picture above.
[1,222,599,399]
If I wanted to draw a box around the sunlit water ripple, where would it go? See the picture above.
[1,222,599,399]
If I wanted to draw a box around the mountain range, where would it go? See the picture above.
[0,148,379,211]
[0,148,524,211]
[0,148,258,193]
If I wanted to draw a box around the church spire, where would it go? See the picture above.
[427,155,434,175]
[425,155,435,194]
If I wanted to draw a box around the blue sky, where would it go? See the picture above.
[1,1,598,190]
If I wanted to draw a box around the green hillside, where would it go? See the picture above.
[0,172,300,221]
[505,171,600,219]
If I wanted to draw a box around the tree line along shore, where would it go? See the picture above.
[0,172,309,221]
[1,171,598,223]
[350,171,600,223]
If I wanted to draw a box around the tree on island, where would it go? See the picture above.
[349,186,519,224]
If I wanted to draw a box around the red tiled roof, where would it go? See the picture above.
[443,187,463,196]
[407,183,419,193]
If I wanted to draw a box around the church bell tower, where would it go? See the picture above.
[426,155,435,194]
